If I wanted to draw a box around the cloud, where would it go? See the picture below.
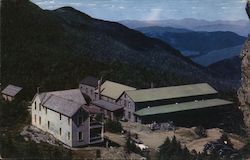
[87,3,97,7]
[221,6,229,10]
[67,2,82,7]
[147,8,162,21]
[36,0,55,6]
[238,0,247,3]
[34,0,82,9]
[119,6,125,9]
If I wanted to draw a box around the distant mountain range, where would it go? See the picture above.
[119,19,250,36]
[129,24,245,82]
[193,45,243,66]
[136,26,246,57]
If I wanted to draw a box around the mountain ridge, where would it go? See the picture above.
[2,0,237,99]
[120,19,250,36]
[136,26,246,58]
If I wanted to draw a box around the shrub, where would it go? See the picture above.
[104,120,122,133]
[96,149,101,159]
[194,126,207,138]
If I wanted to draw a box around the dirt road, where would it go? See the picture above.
[121,121,245,153]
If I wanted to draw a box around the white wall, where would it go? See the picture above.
[31,96,72,147]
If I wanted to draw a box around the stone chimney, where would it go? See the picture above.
[37,87,40,94]
[150,82,154,88]
[98,77,102,100]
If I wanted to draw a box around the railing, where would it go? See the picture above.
[90,135,103,143]
[90,121,103,129]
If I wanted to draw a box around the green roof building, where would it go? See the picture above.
[120,83,233,125]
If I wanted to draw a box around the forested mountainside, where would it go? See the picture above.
[208,56,241,81]
[2,0,236,100]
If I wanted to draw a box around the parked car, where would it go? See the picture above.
[149,121,175,131]
[203,141,221,152]
[131,137,149,151]
[219,147,238,158]
[204,140,239,159]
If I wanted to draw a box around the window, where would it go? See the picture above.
[86,88,88,94]
[68,118,70,125]
[59,128,62,135]
[48,121,50,129]
[91,89,93,95]
[34,114,36,123]
[78,116,83,125]
[124,94,127,98]
[39,104,41,111]
[68,132,70,140]
[45,108,47,114]
[124,100,127,107]
[34,102,36,110]
[128,112,131,119]
[128,102,131,108]
[60,114,62,120]
[78,132,83,141]
[39,116,41,125]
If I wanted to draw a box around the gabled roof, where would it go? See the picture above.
[42,94,83,117]
[135,99,233,116]
[126,83,218,103]
[92,99,124,111]
[37,89,87,117]
[80,76,99,88]
[96,80,136,100]
[38,89,86,105]
[1,84,22,97]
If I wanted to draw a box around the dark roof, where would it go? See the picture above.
[42,94,83,117]
[80,76,99,87]
[1,84,22,97]
[38,89,86,105]
[86,105,102,114]
[92,99,124,111]
[37,89,87,117]
[134,99,233,116]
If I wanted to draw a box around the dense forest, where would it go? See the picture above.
[1,0,237,101]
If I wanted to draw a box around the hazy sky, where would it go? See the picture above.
[31,0,249,21]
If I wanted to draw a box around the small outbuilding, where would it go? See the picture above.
[1,84,23,101]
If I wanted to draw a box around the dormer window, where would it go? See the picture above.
[78,116,83,125]
[124,100,127,107]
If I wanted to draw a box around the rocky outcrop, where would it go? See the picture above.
[247,0,250,18]
[238,0,250,132]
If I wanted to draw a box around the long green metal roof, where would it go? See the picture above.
[126,83,217,103]
[134,99,232,116]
